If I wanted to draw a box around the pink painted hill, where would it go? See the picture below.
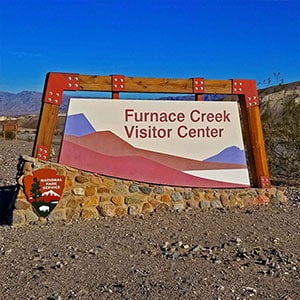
[59,131,248,188]
[61,131,246,171]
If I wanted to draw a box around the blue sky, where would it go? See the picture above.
[0,0,299,93]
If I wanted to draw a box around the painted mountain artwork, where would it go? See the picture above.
[59,99,250,188]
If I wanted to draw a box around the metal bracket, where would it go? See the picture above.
[259,175,271,188]
[44,73,80,105]
[37,145,50,161]
[232,79,259,108]
[192,78,205,93]
[111,75,125,92]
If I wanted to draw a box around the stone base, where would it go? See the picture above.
[13,156,288,226]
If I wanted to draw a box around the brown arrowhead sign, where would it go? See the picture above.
[23,169,65,217]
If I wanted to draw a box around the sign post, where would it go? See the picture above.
[2,122,18,140]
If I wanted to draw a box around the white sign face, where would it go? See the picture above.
[59,99,250,188]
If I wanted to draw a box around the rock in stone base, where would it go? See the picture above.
[155,203,170,212]
[255,194,269,205]
[111,195,125,206]
[173,202,186,212]
[200,200,211,210]
[270,191,288,205]
[66,208,81,220]
[15,199,31,210]
[128,205,139,215]
[142,202,154,214]
[83,196,99,207]
[98,202,116,217]
[160,194,171,204]
[13,210,26,226]
[25,210,39,223]
[81,207,99,219]
[47,208,67,222]
[115,206,127,216]
[186,199,200,209]
[211,199,223,209]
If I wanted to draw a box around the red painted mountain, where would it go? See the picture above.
[59,131,248,188]
[61,131,246,171]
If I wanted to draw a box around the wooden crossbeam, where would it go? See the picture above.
[79,75,232,94]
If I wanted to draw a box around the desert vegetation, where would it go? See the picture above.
[259,81,300,184]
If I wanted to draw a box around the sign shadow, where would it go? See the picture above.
[0,185,18,225]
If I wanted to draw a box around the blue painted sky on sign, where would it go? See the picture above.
[0,0,299,93]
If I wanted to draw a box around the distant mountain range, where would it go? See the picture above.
[0,91,71,115]
[0,91,225,116]
[2,82,299,116]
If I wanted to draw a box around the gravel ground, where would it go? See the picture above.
[0,138,299,300]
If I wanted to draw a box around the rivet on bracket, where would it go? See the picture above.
[43,72,80,106]
[232,79,259,108]
[192,78,205,94]
[37,145,50,161]
[260,175,270,188]
[111,75,125,92]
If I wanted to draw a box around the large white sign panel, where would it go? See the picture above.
[59,99,250,188]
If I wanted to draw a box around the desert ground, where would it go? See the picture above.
[0,136,299,300]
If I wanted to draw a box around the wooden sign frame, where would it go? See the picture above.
[33,72,270,188]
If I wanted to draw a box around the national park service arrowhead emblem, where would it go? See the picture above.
[23,169,65,217]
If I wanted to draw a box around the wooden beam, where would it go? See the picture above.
[239,95,270,187]
[239,96,257,185]
[80,75,232,94]
[80,75,112,91]
[33,102,59,158]
[205,80,232,94]
[124,77,192,93]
